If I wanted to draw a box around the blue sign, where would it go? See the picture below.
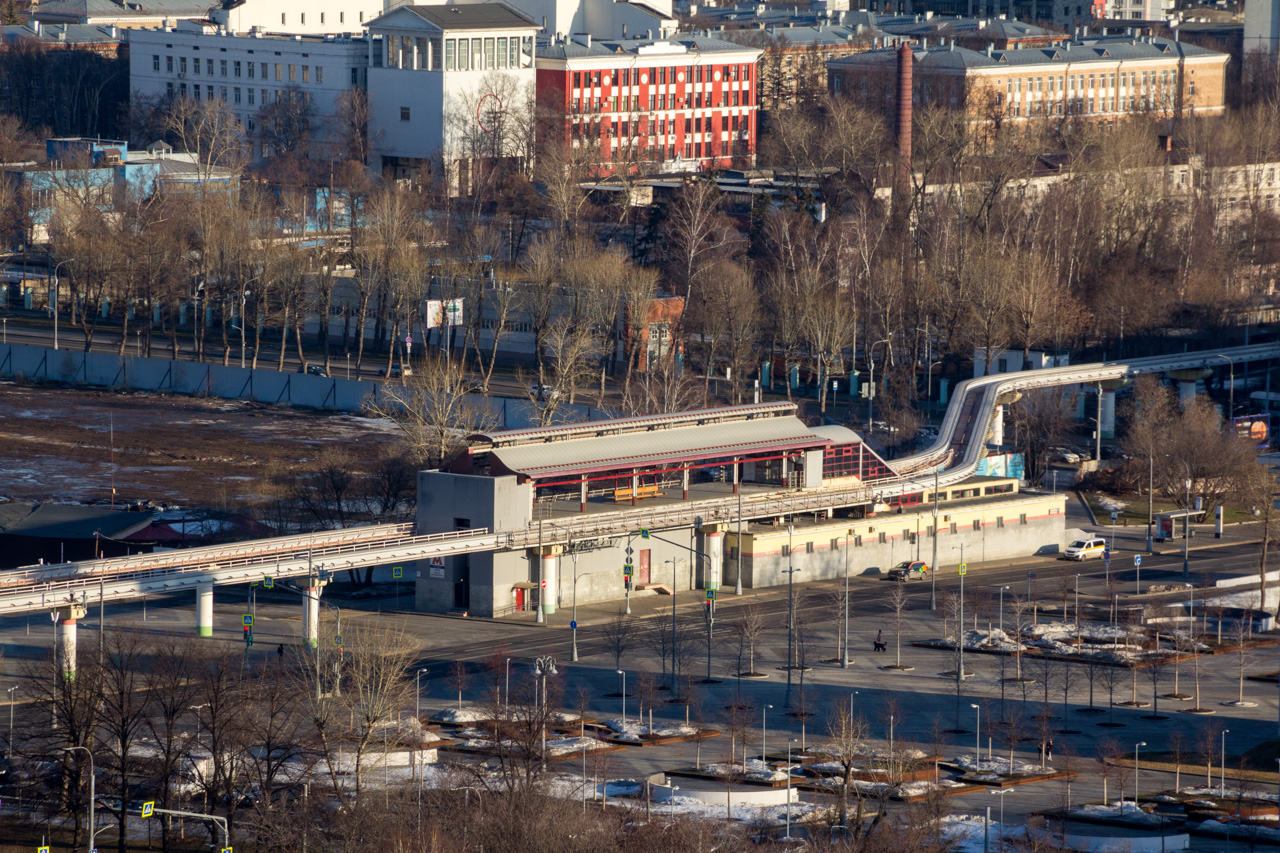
[569,620,577,630]
[1110,510,1118,522]
[1134,555,1142,567]
[1103,550,1110,561]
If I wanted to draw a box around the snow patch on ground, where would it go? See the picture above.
[601,718,699,742]
[954,755,1053,776]
[701,759,789,783]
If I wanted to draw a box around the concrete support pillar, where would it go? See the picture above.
[303,583,322,649]
[1178,381,1197,408]
[1100,390,1116,439]
[682,468,690,500]
[540,549,558,616]
[702,525,724,591]
[56,604,86,679]
[580,477,587,513]
[196,582,214,638]
[990,404,1004,446]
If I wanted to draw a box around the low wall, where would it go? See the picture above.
[0,343,601,428]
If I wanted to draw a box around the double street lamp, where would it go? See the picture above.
[61,745,96,853]
[51,258,76,351]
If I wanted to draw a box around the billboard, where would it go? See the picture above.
[424,298,464,329]
[1232,413,1271,449]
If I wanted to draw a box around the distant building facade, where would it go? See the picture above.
[828,33,1229,127]
[535,33,761,173]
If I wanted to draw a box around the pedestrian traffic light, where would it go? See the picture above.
[243,625,253,647]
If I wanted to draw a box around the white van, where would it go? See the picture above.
[1064,537,1107,561]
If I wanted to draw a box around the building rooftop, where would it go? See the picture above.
[32,0,209,22]
[827,32,1225,71]
[0,22,125,46]
[537,32,761,59]
[393,3,537,31]
[0,502,153,540]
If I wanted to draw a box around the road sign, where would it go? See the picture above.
[1027,573,1036,580]
[623,564,633,577]
[429,556,445,568]
[958,563,967,576]
[1110,510,1118,522]
[1134,555,1142,567]
[38,848,49,853]
[1103,549,1111,561]
[570,620,577,630]
[625,546,634,558]
[640,528,650,539]
[242,614,253,627]
[141,801,154,818]
[264,576,274,589]
[393,566,403,579]
[706,589,716,601]
[333,634,343,646]
[222,848,233,853]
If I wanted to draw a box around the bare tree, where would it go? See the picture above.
[823,700,871,831]
[886,583,911,669]
[601,613,637,672]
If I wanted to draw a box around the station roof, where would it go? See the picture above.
[467,403,832,481]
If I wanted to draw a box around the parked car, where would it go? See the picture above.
[1050,447,1081,464]
[1063,537,1107,560]
[378,364,412,379]
[529,384,562,401]
[297,364,328,377]
[887,560,929,581]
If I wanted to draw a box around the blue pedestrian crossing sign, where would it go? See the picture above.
[241,614,253,627]
[640,528,650,539]
[623,564,634,577]
[393,566,403,579]
[1134,555,1142,567]
[38,847,49,853]
[141,801,154,817]
[958,563,967,576]
[706,589,716,601]
[333,634,343,647]
[264,576,274,589]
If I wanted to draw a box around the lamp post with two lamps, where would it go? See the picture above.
[761,704,773,761]
[990,789,1016,848]
[1134,741,1147,812]
[50,258,76,351]
[415,668,428,719]
[62,744,96,853]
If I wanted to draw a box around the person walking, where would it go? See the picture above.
[1046,739,1054,761]
[875,629,884,652]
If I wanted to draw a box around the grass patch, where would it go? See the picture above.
[1082,493,1257,526]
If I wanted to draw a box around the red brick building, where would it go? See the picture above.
[536,34,762,174]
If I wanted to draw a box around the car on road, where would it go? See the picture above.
[378,364,412,379]
[529,383,562,401]
[887,560,929,581]
[1063,537,1107,560]
[1050,447,1081,463]
[297,364,328,377]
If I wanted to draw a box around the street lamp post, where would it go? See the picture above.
[990,789,1015,848]
[1134,741,1147,811]
[667,558,677,689]
[866,337,891,434]
[533,656,558,772]
[5,686,15,751]
[785,738,799,840]
[1221,729,1230,797]
[1215,354,1234,419]
[761,704,773,761]
[971,703,981,759]
[998,586,1009,634]
[51,258,75,351]
[931,464,940,611]
[842,530,851,667]
[784,522,801,703]
[415,668,428,720]
[62,745,95,853]
[505,658,511,713]
[1146,450,1155,553]
[617,669,626,723]
[1184,466,1192,578]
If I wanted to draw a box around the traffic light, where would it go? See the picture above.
[243,625,253,647]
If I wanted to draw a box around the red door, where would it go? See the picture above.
[638,549,651,585]
[515,588,525,610]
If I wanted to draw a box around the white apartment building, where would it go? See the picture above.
[366,4,539,189]
[128,22,378,162]
[448,0,675,41]
[1097,0,1173,21]
[1245,0,1280,57]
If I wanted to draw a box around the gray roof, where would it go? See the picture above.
[398,4,536,30]
[1,23,125,45]
[537,33,760,60]
[827,34,1226,72]
[717,25,876,49]
[489,414,829,478]
[32,0,209,22]
[0,503,153,540]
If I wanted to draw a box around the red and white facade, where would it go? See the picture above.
[535,35,761,174]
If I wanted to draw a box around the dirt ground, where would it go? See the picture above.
[0,380,403,507]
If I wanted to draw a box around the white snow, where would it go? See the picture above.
[954,755,1053,776]
[701,759,789,783]
[433,707,489,724]
[600,718,699,742]
[1071,801,1165,825]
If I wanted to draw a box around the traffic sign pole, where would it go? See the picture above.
[1134,554,1142,595]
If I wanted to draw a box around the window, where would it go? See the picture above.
[950,522,958,534]
[649,94,655,110]
[220,59,227,76]
[445,39,455,70]
[996,516,1005,528]
[972,519,981,531]
[207,85,213,100]
[459,39,471,71]
[805,541,814,554]
[234,60,241,77]
[472,38,482,70]
[484,37,494,69]
[179,56,189,73]
[1020,513,1027,525]
[509,37,518,68]
[167,55,173,72]
[193,56,200,74]
[302,65,309,83]
[180,82,187,96]
[274,63,281,80]
[316,66,323,83]
[878,532,887,544]
[281,12,286,23]
[320,12,324,23]
[781,544,791,557]
[340,11,344,23]
[248,88,255,105]
[207,59,213,75]
[220,86,227,101]
[166,81,173,95]
[830,538,840,551]
[261,88,267,104]
[152,54,160,71]
[288,64,295,82]
[497,37,508,68]
[400,106,410,121]
[360,11,364,21]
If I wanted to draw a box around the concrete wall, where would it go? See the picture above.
[728,492,1067,589]
[0,343,603,426]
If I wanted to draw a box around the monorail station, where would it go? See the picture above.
[414,403,1067,617]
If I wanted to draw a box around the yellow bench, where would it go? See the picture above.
[614,485,663,502]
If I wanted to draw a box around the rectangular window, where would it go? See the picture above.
[220,59,227,76]
[340,11,344,22]
[153,54,160,71]
[460,39,470,71]
[288,64,295,82]
[207,59,213,75]
[1020,513,1027,525]
[973,519,981,531]
[950,522,958,534]
[274,63,281,80]
[281,12,285,23]
[484,37,494,70]
[781,544,790,557]
[830,538,840,551]
[996,516,1005,528]
[472,38,482,70]
[261,88,267,104]
[320,12,324,23]
[400,106,410,121]
[497,37,508,69]
[316,66,323,83]
[805,541,814,554]
[234,60,241,77]
[220,86,227,101]
[300,12,305,23]
[192,56,200,74]
[181,82,188,97]
[509,37,518,68]
[878,532,887,544]
[445,39,455,71]
[166,81,173,95]
[649,94,655,110]
[302,65,310,83]
[248,88,255,105]
[167,55,173,72]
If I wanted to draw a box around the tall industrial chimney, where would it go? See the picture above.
[895,41,913,189]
